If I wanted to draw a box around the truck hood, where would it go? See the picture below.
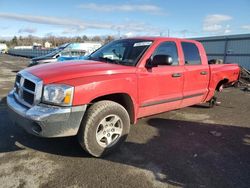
[26,60,136,84]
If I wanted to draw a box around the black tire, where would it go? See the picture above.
[208,97,216,108]
[233,81,240,88]
[77,100,130,157]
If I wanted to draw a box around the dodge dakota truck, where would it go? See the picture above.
[7,37,240,157]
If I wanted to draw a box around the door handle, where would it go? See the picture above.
[172,73,182,78]
[200,71,207,75]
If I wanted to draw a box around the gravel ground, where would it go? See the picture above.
[0,54,250,188]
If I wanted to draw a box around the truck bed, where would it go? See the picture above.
[205,63,240,102]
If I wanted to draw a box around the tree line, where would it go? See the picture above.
[0,35,115,48]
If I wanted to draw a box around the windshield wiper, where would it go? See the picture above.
[89,56,124,65]
[98,56,114,63]
[97,57,125,65]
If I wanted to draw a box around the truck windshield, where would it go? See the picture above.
[88,39,153,66]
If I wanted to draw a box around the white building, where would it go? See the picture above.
[44,41,52,48]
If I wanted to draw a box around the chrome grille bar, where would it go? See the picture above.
[14,70,43,108]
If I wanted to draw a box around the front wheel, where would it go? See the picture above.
[77,100,130,157]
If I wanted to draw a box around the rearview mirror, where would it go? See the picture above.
[55,54,60,58]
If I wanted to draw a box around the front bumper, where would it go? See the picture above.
[7,91,86,137]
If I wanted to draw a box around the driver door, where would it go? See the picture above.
[138,41,184,118]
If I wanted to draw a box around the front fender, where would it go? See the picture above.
[57,73,138,109]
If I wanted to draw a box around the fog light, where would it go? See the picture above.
[32,123,42,134]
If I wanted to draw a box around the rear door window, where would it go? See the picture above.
[181,42,201,65]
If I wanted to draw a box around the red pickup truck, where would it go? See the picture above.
[7,37,240,157]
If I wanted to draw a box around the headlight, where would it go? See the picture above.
[42,84,74,106]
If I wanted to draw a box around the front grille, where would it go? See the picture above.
[16,75,21,83]
[14,71,43,108]
[23,79,36,92]
[23,90,34,105]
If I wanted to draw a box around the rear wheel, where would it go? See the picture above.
[77,100,130,157]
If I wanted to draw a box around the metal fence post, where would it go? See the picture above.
[223,37,228,63]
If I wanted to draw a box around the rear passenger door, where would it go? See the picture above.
[181,42,209,107]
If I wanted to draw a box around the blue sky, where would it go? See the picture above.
[0,0,250,39]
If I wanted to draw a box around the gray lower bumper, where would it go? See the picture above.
[7,91,86,137]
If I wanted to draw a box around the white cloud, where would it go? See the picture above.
[0,12,161,35]
[241,25,250,31]
[224,29,231,34]
[169,29,199,38]
[18,27,37,34]
[203,14,232,33]
[112,22,158,32]
[123,32,135,38]
[62,27,82,34]
[78,3,163,14]
[223,24,231,34]
[0,12,109,30]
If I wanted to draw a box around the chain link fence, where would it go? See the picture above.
[7,49,54,58]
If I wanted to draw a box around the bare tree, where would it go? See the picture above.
[82,35,89,41]
[104,35,115,44]
[92,36,102,42]
[5,34,116,48]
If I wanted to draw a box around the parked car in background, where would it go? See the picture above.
[28,48,62,66]
[0,43,8,53]
[28,43,70,66]
[57,42,102,62]
[55,43,70,50]
[57,50,87,62]
[57,48,87,62]
[29,42,102,66]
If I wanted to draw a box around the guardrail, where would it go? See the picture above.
[7,49,54,58]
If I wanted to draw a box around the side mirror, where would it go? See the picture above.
[145,55,173,69]
[55,54,60,58]
[152,55,173,66]
[145,58,155,69]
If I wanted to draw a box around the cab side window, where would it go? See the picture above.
[181,42,201,65]
[153,42,179,65]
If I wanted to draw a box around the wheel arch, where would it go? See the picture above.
[216,78,229,91]
[90,93,136,124]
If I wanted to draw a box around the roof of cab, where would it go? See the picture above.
[124,36,198,43]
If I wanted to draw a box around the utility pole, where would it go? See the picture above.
[118,28,121,39]
[160,29,170,37]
